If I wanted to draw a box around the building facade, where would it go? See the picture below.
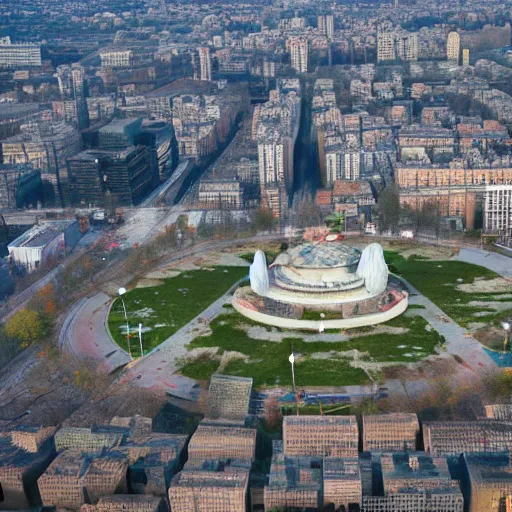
[447,32,460,63]
[0,36,41,67]
[283,416,359,457]
[484,185,512,234]
[198,47,212,81]
[288,37,309,73]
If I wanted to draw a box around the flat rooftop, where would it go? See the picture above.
[8,220,74,249]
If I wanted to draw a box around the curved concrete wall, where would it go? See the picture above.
[232,291,409,331]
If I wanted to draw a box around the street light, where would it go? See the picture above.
[319,312,325,333]
[289,352,298,416]
[118,287,131,357]
[289,353,296,392]
[502,321,511,355]
[138,323,144,358]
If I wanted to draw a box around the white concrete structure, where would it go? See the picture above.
[233,241,408,330]
[8,220,77,273]
[250,250,270,296]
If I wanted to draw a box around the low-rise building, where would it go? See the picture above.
[54,426,126,453]
[80,494,168,512]
[264,441,321,511]
[283,415,358,457]
[323,457,362,510]
[363,413,419,452]
[463,453,512,512]
[0,426,56,509]
[8,220,80,273]
[484,404,512,420]
[169,460,250,512]
[38,450,128,509]
[423,421,512,456]
[187,423,256,462]
[0,164,42,209]
[206,374,253,422]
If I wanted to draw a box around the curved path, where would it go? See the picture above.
[454,247,512,278]
[58,293,131,373]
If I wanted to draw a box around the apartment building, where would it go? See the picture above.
[484,185,512,234]
[318,15,334,39]
[169,461,250,512]
[187,423,257,461]
[288,37,308,73]
[0,36,41,67]
[378,31,418,62]
[323,457,362,510]
[198,47,212,81]
[283,415,359,457]
[99,48,134,68]
[363,413,419,452]
[447,31,460,63]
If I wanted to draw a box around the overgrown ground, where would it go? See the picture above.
[108,266,248,356]
[385,251,511,328]
[179,310,444,387]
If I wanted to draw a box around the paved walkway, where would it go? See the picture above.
[117,293,232,401]
[58,292,131,373]
[454,247,512,278]
[403,280,496,371]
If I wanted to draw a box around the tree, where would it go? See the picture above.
[253,208,275,232]
[5,309,45,347]
[376,184,401,234]
[264,395,282,429]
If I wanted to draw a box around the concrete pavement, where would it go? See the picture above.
[115,292,232,401]
[58,292,131,373]
[454,247,512,278]
[403,280,496,372]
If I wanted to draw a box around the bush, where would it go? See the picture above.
[5,309,47,347]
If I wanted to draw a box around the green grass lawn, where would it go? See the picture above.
[180,310,443,387]
[108,266,249,357]
[385,252,509,327]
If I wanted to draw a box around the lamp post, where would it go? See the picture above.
[502,321,511,356]
[289,352,299,416]
[289,353,296,392]
[138,323,144,358]
[319,312,325,333]
[118,287,131,357]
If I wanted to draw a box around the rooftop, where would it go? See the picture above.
[333,180,373,197]
[285,243,361,269]
[8,220,74,249]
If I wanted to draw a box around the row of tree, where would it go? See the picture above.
[376,184,443,237]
